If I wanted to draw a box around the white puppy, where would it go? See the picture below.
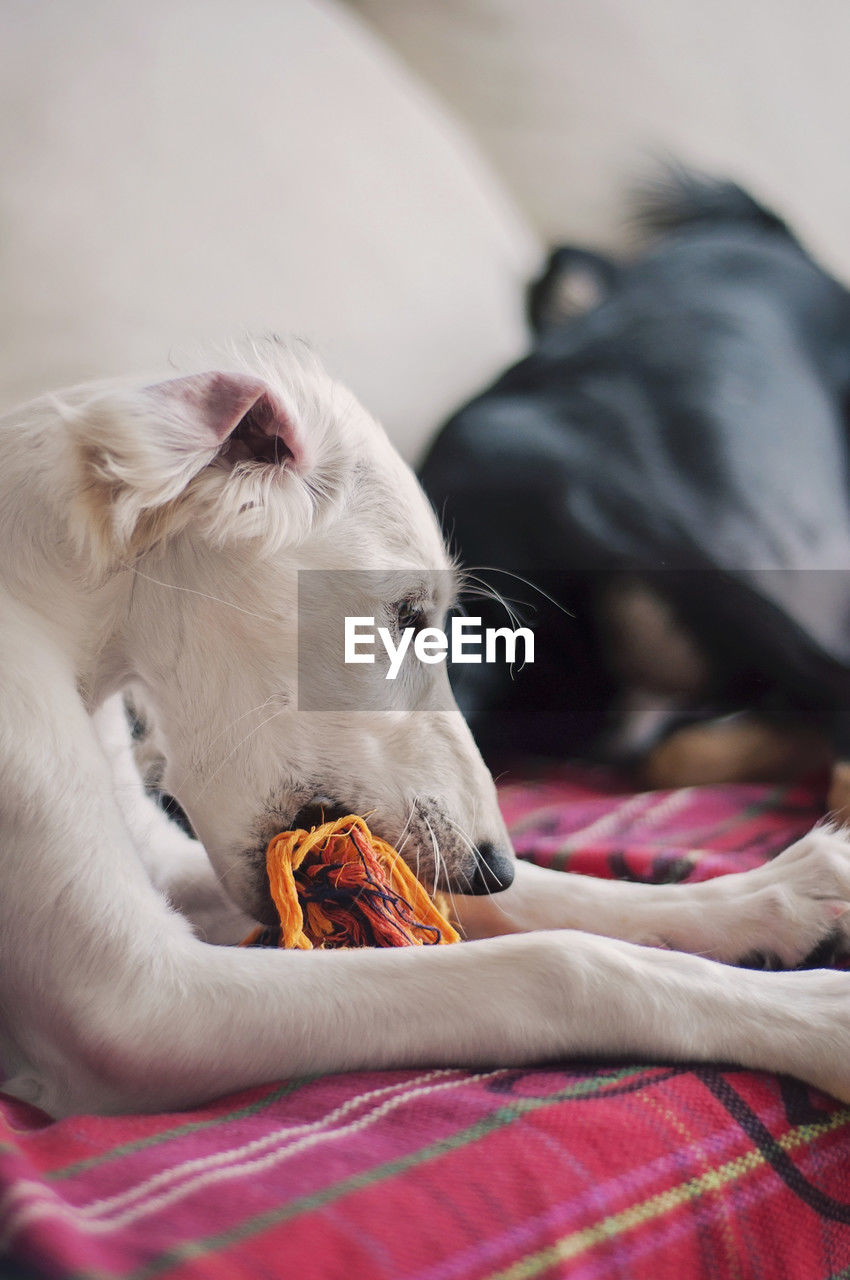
[2,339,850,1118]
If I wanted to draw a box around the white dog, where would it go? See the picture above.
[2,339,850,1119]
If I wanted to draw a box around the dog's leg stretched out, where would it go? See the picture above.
[453,835,850,969]
[2,349,850,1119]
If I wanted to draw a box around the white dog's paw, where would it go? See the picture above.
[697,824,850,970]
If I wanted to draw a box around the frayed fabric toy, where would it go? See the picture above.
[242,815,460,949]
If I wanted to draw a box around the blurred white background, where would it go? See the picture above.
[2,0,848,460]
[353,0,850,270]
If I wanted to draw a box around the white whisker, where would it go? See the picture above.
[194,706,290,799]
[465,564,575,619]
[125,564,281,625]
[421,813,442,899]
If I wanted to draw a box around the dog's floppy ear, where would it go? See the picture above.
[70,369,316,563]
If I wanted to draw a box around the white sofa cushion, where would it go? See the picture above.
[352,0,850,281]
[0,0,539,460]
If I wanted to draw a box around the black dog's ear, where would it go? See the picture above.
[527,247,621,335]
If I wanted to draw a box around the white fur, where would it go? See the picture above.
[2,340,850,1119]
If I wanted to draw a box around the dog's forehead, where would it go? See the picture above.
[346,440,452,569]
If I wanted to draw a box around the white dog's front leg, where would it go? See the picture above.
[454,832,850,969]
[32,927,850,1116]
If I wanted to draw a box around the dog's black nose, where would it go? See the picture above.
[467,843,515,894]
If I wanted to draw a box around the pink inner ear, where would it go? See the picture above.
[145,372,303,470]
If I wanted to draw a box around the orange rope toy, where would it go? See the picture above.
[242,814,460,949]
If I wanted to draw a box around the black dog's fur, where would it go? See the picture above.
[420,171,850,765]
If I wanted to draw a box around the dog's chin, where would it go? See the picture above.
[247,890,281,928]
[218,847,280,926]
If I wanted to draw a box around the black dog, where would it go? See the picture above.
[419,171,850,800]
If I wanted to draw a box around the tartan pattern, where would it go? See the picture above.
[3,766,850,1280]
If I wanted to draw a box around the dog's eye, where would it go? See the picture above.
[395,600,425,633]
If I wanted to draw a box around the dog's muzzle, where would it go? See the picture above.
[289,799,515,896]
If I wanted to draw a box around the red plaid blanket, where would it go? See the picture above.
[4,768,850,1280]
